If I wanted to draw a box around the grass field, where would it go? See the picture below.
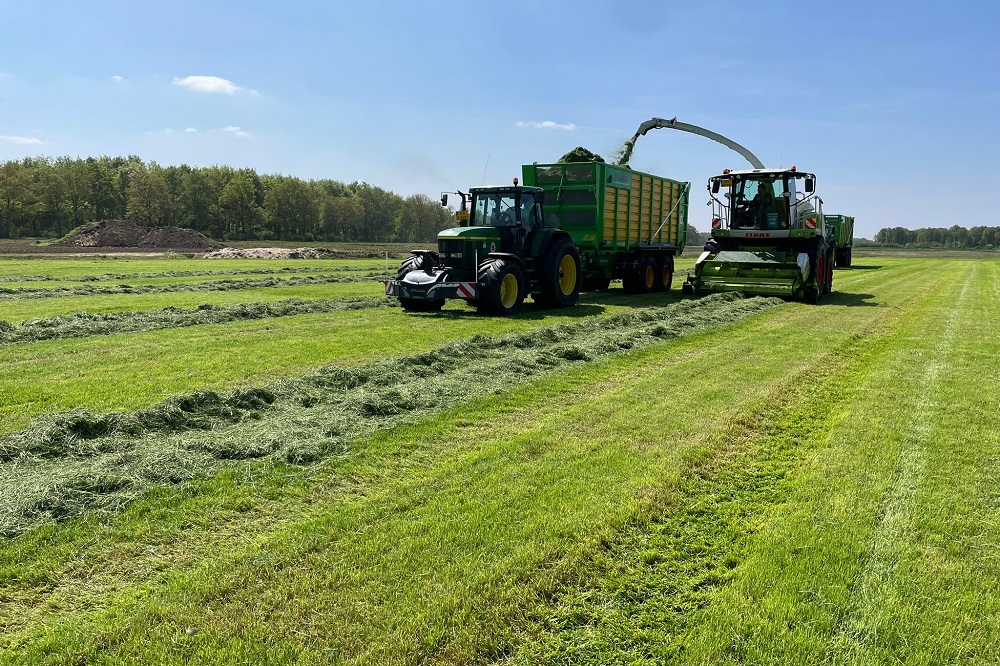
[1,252,997,664]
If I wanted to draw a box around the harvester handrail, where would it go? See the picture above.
[649,181,691,243]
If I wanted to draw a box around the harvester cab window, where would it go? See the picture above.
[733,178,787,230]
[475,193,519,228]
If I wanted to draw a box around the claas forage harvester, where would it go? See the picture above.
[683,167,835,303]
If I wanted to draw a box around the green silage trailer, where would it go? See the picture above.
[824,214,855,267]
[521,162,689,292]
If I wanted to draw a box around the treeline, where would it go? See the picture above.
[874,225,1000,249]
[0,156,454,242]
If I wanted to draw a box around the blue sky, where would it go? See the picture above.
[2,0,998,238]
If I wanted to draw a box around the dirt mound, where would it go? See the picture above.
[55,220,219,249]
[203,247,337,259]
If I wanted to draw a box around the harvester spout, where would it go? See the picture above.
[617,117,766,170]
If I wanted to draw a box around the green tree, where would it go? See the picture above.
[264,177,319,240]
[126,166,169,226]
[219,169,264,239]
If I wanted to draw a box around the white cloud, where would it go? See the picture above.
[185,127,198,133]
[221,125,250,138]
[516,120,577,131]
[173,75,242,94]
[112,75,123,83]
[0,135,43,145]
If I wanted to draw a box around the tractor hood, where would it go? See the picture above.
[437,226,502,241]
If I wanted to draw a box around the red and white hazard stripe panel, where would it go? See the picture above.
[804,217,817,229]
[456,282,477,299]
[385,281,396,296]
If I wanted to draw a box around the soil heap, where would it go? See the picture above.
[54,220,219,249]
[203,247,338,259]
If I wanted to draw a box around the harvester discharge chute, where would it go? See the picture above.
[682,168,835,303]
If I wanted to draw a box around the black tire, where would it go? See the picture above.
[825,250,834,294]
[396,252,437,280]
[582,275,611,291]
[535,237,582,308]
[622,254,656,294]
[845,247,852,267]
[652,255,675,292]
[477,258,525,316]
[809,252,825,304]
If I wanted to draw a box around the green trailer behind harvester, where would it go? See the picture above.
[386,161,689,315]
[825,214,855,267]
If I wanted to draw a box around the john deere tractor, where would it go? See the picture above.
[386,179,581,315]
[682,167,834,303]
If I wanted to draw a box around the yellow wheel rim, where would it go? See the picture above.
[558,254,577,295]
[662,266,673,287]
[500,273,518,308]
[644,265,655,289]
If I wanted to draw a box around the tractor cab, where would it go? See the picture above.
[436,183,547,280]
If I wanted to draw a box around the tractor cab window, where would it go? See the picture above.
[520,193,537,228]
[474,192,518,227]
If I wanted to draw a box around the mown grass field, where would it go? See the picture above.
[1,252,997,664]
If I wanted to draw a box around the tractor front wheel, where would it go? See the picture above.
[477,258,525,316]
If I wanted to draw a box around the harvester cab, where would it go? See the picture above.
[386,180,582,316]
[683,167,835,303]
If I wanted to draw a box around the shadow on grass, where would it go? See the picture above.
[824,291,879,307]
[837,265,883,270]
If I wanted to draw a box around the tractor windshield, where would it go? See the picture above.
[473,192,519,227]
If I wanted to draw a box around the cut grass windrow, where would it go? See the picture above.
[0,297,394,345]
[0,265,369,284]
[0,293,782,537]
[0,273,381,301]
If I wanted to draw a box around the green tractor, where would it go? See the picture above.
[386,179,581,315]
[682,167,835,303]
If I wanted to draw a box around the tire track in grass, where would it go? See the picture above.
[500,262,954,665]
[824,264,975,663]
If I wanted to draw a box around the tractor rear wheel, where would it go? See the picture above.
[653,255,675,292]
[536,237,582,308]
[477,258,525,316]
[622,254,656,294]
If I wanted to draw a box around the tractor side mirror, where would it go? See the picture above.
[440,193,448,207]
[804,178,814,193]
[711,180,720,194]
